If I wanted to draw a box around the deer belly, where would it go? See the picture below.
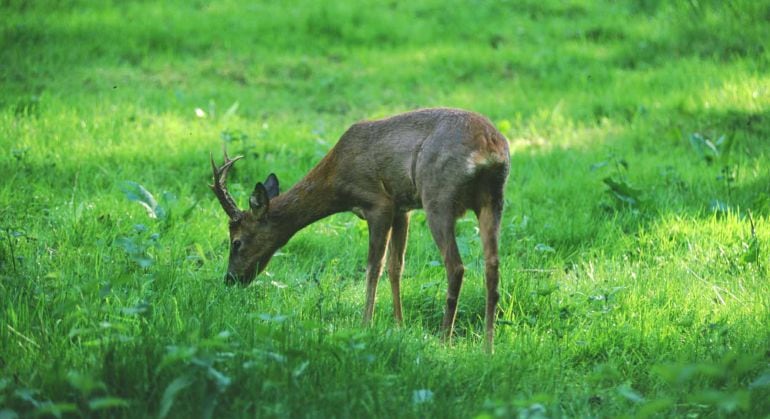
[350,196,421,220]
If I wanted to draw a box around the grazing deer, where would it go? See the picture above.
[211,108,510,349]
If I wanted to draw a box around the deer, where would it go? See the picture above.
[210,108,510,350]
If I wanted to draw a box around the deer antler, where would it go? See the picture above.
[210,148,244,220]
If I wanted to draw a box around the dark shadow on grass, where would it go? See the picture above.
[3,1,768,114]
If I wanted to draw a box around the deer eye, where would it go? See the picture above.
[232,239,242,251]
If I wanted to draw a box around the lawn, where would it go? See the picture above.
[1,0,769,417]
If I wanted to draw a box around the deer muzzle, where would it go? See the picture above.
[224,261,261,286]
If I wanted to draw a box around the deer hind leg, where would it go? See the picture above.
[425,205,464,342]
[476,190,504,352]
[362,206,393,325]
[387,212,410,325]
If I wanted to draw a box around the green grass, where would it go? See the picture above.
[1,0,769,417]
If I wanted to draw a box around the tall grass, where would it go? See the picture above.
[1,0,769,417]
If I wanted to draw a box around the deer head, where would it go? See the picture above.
[210,151,280,285]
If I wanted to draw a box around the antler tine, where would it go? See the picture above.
[209,152,219,180]
[221,156,243,181]
[211,149,243,180]
[223,146,232,163]
[210,148,245,220]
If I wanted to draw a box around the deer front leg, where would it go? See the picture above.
[362,207,393,325]
[387,212,410,325]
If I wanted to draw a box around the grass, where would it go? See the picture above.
[1,0,769,417]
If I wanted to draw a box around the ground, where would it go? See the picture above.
[1,0,769,417]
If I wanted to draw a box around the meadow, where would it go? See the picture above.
[1,0,769,417]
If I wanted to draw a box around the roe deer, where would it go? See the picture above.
[210,108,510,350]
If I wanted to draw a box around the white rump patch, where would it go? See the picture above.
[465,150,503,174]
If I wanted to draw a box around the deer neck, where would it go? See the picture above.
[266,166,342,244]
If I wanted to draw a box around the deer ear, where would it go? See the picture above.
[249,182,270,219]
[263,173,280,199]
